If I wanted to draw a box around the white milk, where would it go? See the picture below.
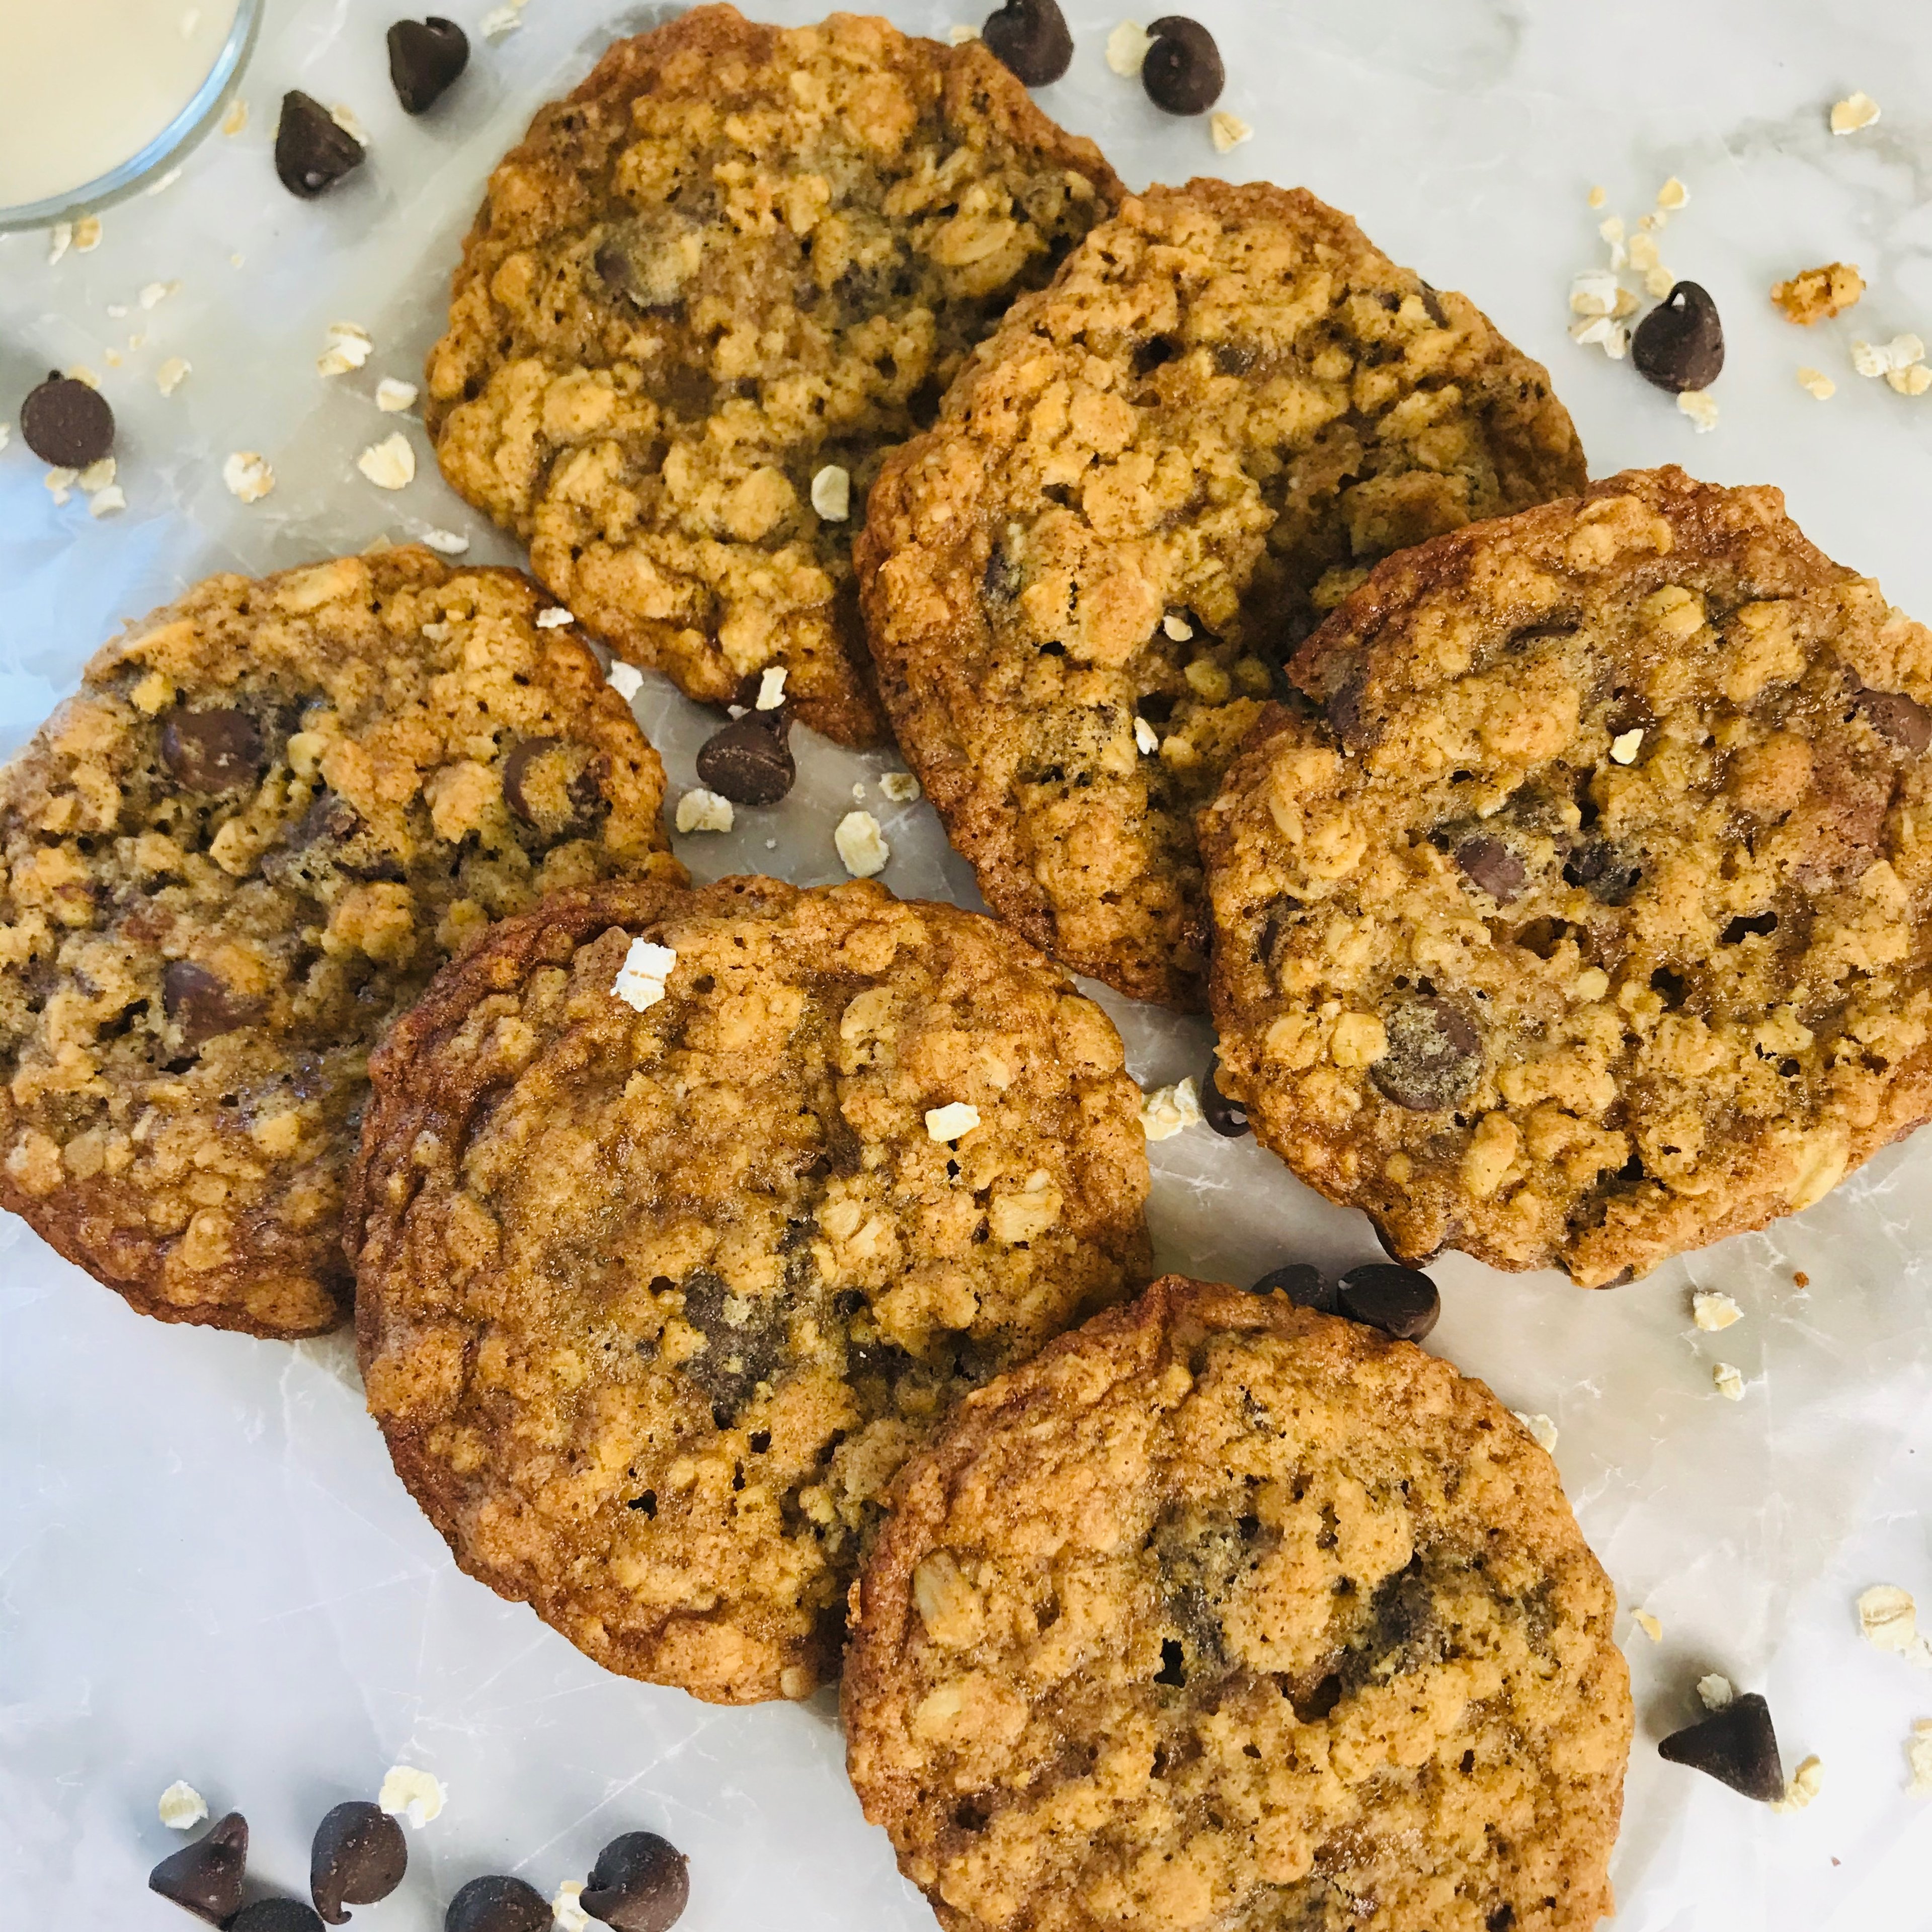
[0,0,243,211]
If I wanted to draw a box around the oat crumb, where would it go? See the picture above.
[1693,1291,1742,1331]
[1134,715,1160,755]
[1633,1611,1663,1643]
[1657,176,1690,210]
[157,1782,208,1830]
[222,451,274,502]
[1609,727,1644,765]
[1105,19,1153,74]
[480,5,521,37]
[1679,390,1719,433]
[880,771,921,802]
[1140,1077,1202,1142]
[1771,1754,1823,1814]
[1831,91,1881,134]
[534,607,574,628]
[1909,1720,1932,1796]
[74,216,102,253]
[552,1879,591,1932]
[376,377,419,413]
[357,433,416,491]
[1587,185,1607,209]
[810,463,851,521]
[157,356,191,396]
[610,939,677,1012]
[1857,1584,1932,1664]
[329,101,368,144]
[221,97,249,136]
[925,1101,981,1143]
[376,1764,445,1828]
[756,666,788,711]
[947,21,979,41]
[675,788,734,834]
[1512,1411,1559,1454]
[317,320,373,376]
[1712,1360,1745,1400]
[1697,1673,1736,1710]
[606,661,644,701]
[836,811,889,878]
[1796,366,1836,400]
[1570,268,1620,317]
[1162,611,1193,640]
[47,222,72,265]
[88,485,126,517]
[138,279,180,309]
[1888,364,1932,396]
[420,528,469,555]
[1209,111,1252,154]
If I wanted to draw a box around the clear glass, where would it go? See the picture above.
[0,0,263,232]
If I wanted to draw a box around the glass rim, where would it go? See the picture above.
[0,0,266,234]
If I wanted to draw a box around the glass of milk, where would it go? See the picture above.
[0,0,263,229]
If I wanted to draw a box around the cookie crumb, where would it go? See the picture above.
[1657,176,1690,210]
[1587,184,1607,209]
[222,451,275,502]
[1697,1673,1736,1710]
[357,433,417,490]
[1713,1360,1745,1400]
[880,771,921,802]
[675,788,734,834]
[810,463,851,521]
[1793,1270,1809,1287]
[1796,366,1835,400]
[1909,1720,1932,1796]
[607,661,644,701]
[1693,1291,1742,1330]
[535,607,574,628]
[74,216,102,253]
[420,528,469,555]
[157,357,192,396]
[1140,1077,1202,1141]
[1609,727,1644,764]
[1831,91,1880,134]
[756,666,787,711]
[1678,389,1719,433]
[610,939,677,1012]
[222,97,249,135]
[157,1782,208,1830]
[836,811,889,877]
[1105,20,1153,74]
[1513,1411,1559,1454]
[1771,1754,1823,1814]
[1634,1610,1663,1643]
[376,1764,445,1828]
[1209,111,1251,154]
[317,320,373,376]
[552,1879,591,1932]
[376,377,419,412]
[924,1101,981,1142]
[1134,715,1160,755]
[1771,262,1864,325]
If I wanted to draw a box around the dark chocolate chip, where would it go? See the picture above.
[581,1831,690,1932]
[980,0,1073,86]
[163,960,252,1047]
[1336,1262,1440,1341]
[20,371,115,468]
[1200,1064,1249,1137]
[310,1801,407,1924]
[1658,1691,1785,1803]
[694,717,795,807]
[1250,1263,1333,1312]
[1563,837,1643,907]
[446,1876,551,1932]
[502,738,604,831]
[1454,835,1526,903]
[1631,281,1724,394]
[1855,687,1932,755]
[233,1903,328,1932]
[150,1812,249,1924]
[1370,997,1482,1112]
[160,706,266,792]
[275,91,366,198]
[1141,16,1223,113]
[1325,668,1376,748]
[387,17,468,113]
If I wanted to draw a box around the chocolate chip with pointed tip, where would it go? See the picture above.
[979,0,1072,86]
[695,717,796,807]
[1658,1691,1785,1802]
[1454,835,1526,903]
[233,1902,329,1932]
[502,738,604,831]
[20,371,115,467]
[1632,281,1725,393]
[150,1811,249,1923]
[1250,1263,1333,1312]
[1855,687,1932,755]
[1370,997,1482,1112]
[387,17,468,113]
[160,706,266,792]
[275,91,366,197]
[1141,16,1223,113]
[581,1831,690,1932]
[1336,1262,1440,1341]
[1200,1064,1249,1137]
[446,1875,552,1932]
[310,1800,407,1923]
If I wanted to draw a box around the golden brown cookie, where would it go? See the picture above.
[857,179,1586,1007]
[423,5,1123,747]
[1202,466,1932,1285]
[350,876,1151,1703]
[0,549,681,1338]
[844,1275,1630,1932]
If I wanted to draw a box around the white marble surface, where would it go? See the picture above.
[6,1,1932,1926]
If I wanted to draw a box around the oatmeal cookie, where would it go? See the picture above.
[1202,466,1932,1286]
[844,1275,1630,1932]
[0,549,681,1338]
[423,5,1122,747]
[856,179,1585,1007]
[349,876,1151,1703]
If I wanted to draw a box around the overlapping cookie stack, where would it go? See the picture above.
[16,7,1932,1930]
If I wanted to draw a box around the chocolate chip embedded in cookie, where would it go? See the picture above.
[0,550,684,1338]
[1201,465,1932,1286]
[349,876,1151,1703]
[422,5,1122,749]
[843,1276,1631,1932]
[857,179,1586,1008]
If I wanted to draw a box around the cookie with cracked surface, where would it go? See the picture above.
[349,875,1151,1703]
[844,1274,1630,1932]
[1202,465,1932,1286]
[856,178,1585,1008]
[0,549,682,1338]
[423,4,1123,748]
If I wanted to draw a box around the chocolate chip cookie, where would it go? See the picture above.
[1202,466,1932,1286]
[0,550,681,1338]
[844,1275,1630,1932]
[856,179,1586,1007]
[424,4,1122,747]
[350,876,1151,1703]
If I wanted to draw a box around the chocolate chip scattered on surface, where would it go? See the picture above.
[694,716,794,807]
[1140,16,1222,113]
[275,90,367,197]
[1249,1262,1332,1310]
[310,1800,408,1923]
[580,1831,690,1932]
[1658,1691,1785,1802]
[979,0,1073,86]
[1200,1064,1249,1136]
[388,17,469,113]
[1336,1263,1441,1341]
[1632,280,1724,392]
[232,1902,328,1931]
[149,1811,249,1923]
[20,372,115,468]
[445,1875,551,1932]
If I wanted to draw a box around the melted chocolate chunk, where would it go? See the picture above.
[1336,1263,1440,1341]
[1454,835,1526,903]
[680,1268,788,1421]
[1632,281,1725,394]
[980,0,1073,86]
[160,707,266,792]
[1563,837,1643,907]
[1855,686,1932,755]
[310,1800,407,1923]
[163,960,254,1048]
[1200,1063,1249,1137]
[20,371,115,468]
[1141,17,1223,114]
[387,17,469,113]
[581,1831,691,1932]
[502,738,604,833]
[1370,997,1482,1112]
[694,716,795,807]
[275,91,366,198]
[150,1812,249,1924]
[1658,1691,1785,1803]
[446,1876,551,1932]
